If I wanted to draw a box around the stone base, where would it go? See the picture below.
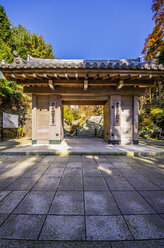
[108,140,121,145]
[49,140,61,144]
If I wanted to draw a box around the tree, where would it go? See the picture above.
[0,79,30,112]
[11,26,55,60]
[11,25,31,60]
[142,0,164,63]
[152,0,164,31]
[29,33,54,59]
[0,6,12,45]
[0,38,13,63]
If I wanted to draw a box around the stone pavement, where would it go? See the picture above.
[0,155,164,247]
[0,137,164,156]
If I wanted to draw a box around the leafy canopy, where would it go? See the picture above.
[142,0,164,63]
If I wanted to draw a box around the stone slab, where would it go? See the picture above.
[148,177,164,190]
[113,191,155,214]
[49,191,84,215]
[0,240,112,248]
[0,191,10,201]
[117,168,141,178]
[39,215,85,240]
[84,191,120,215]
[86,216,133,240]
[0,214,45,240]
[139,191,164,213]
[111,240,164,248]
[33,177,60,191]
[0,213,8,226]
[84,177,108,191]
[67,162,82,168]
[0,191,27,214]
[98,167,122,178]
[127,177,160,190]
[6,177,39,191]
[44,168,64,177]
[83,167,102,177]
[124,214,164,239]
[14,191,54,214]
[58,176,83,190]
[105,176,134,191]
[63,168,82,178]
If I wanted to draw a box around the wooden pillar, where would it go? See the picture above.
[133,96,139,144]
[104,100,110,142]
[32,94,37,144]
[104,96,121,144]
[109,95,121,144]
[49,95,63,144]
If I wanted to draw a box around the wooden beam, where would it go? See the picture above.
[63,100,106,105]
[84,80,88,90]
[61,96,109,101]
[24,86,147,96]
[110,74,120,79]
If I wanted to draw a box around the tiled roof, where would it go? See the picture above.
[0,55,164,70]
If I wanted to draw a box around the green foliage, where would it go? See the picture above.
[64,106,81,125]
[0,6,12,45]
[139,101,164,140]
[10,25,55,60]
[0,38,13,63]
[150,106,164,129]
[11,25,31,60]
[0,79,30,112]
[30,33,54,59]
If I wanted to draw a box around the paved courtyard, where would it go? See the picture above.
[0,155,164,247]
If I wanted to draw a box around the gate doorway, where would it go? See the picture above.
[63,105,104,138]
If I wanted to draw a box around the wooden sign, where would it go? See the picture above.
[114,101,120,126]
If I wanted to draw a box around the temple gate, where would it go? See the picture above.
[0,55,163,145]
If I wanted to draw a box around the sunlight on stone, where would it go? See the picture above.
[0,156,39,178]
[97,165,112,175]
[86,156,93,159]
[136,157,154,164]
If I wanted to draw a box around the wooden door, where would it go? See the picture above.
[121,96,133,144]
[36,95,49,144]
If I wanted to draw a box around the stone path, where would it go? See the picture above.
[0,155,164,247]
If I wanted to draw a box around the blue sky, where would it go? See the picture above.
[1,0,154,60]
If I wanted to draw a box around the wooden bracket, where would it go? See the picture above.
[117,80,124,90]
[49,80,55,90]
[84,80,88,91]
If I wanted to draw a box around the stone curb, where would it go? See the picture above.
[0,151,164,157]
